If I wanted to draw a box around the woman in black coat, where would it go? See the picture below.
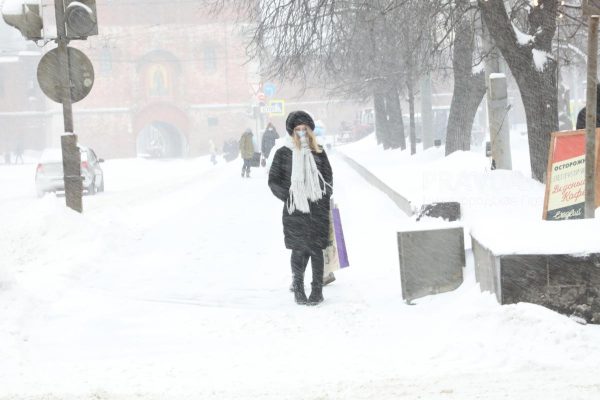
[268,111,333,306]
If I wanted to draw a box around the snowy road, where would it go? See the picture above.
[1,154,600,399]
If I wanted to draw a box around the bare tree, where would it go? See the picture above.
[443,1,487,155]
[217,0,580,175]
[478,0,559,182]
[214,0,442,151]
[328,1,410,150]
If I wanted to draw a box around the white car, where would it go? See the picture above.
[35,146,105,197]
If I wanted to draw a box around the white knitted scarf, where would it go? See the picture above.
[285,136,326,214]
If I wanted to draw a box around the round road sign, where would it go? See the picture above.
[37,46,95,104]
[264,83,276,97]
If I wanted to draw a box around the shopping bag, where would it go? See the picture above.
[323,207,340,274]
[332,203,349,268]
[323,200,349,273]
[250,152,261,167]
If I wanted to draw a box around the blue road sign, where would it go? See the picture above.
[264,82,276,97]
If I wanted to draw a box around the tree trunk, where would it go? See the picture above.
[420,74,434,150]
[446,18,486,155]
[446,74,486,155]
[518,70,558,182]
[374,91,390,149]
[386,86,406,150]
[407,81,416,155]
[479,0,558,182]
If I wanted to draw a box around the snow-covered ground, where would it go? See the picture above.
[1,142,600,399]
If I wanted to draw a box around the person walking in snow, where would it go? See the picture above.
[239,128,255,178]
[261,122,280,161]
[222,139,239,162]
[14,141,24,164]
[268,111,333,306]
[208,139,218,165]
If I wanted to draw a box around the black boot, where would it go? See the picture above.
[307,283,323,306]
[307,249,324,305]
[291,250,310,305]
[293,280,307,305]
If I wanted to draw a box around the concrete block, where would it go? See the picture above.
[398,227,465,302]
[471,238,502,302]
[471,237,600,323]
[500,255,547,305]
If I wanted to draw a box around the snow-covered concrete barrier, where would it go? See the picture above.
[472,236,600,324]
[397,226,465,302]
[337,152,413,216]
[339,151,466,301]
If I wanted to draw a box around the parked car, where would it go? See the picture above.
[35,146,105,197]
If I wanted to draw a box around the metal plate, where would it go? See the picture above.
[397,227,465,302]
[37,46,95,103]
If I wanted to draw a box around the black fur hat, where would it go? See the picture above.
[286,110,315,135]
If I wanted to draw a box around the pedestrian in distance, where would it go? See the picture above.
[268,110,333,306]
[222,139,239,162]
[239,128,255,178]
[261,122,280,162]
[14,142,24,164]
[208,139,218,165]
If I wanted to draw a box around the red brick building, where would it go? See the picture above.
[1,0,367,159]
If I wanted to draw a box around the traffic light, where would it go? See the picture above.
[1,0,43,41]
[65,0,98,39]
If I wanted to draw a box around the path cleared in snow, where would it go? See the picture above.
[1,153,600,399]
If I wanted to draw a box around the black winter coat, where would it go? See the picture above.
[576,85,600,129]
[261,128,279,157]
[268,146,333,251]
[576,107,600,129]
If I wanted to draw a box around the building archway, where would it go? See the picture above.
[137,121,187,158]
[134,102,190,158]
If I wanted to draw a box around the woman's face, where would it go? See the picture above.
[293,124,308,138]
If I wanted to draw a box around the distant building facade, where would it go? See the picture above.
[0,0,367,159]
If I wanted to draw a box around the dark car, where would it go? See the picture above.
[35,146,105,197]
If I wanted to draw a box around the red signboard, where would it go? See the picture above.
[543,130,600,220]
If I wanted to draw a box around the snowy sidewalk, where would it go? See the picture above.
[0,155,599,399]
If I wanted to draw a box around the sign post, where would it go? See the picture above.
[55,0,82,212]
[3,1,98,213]
[488,73,512,170]
[583,1,599,218]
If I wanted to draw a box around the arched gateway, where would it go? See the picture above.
[136,121,187,158]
